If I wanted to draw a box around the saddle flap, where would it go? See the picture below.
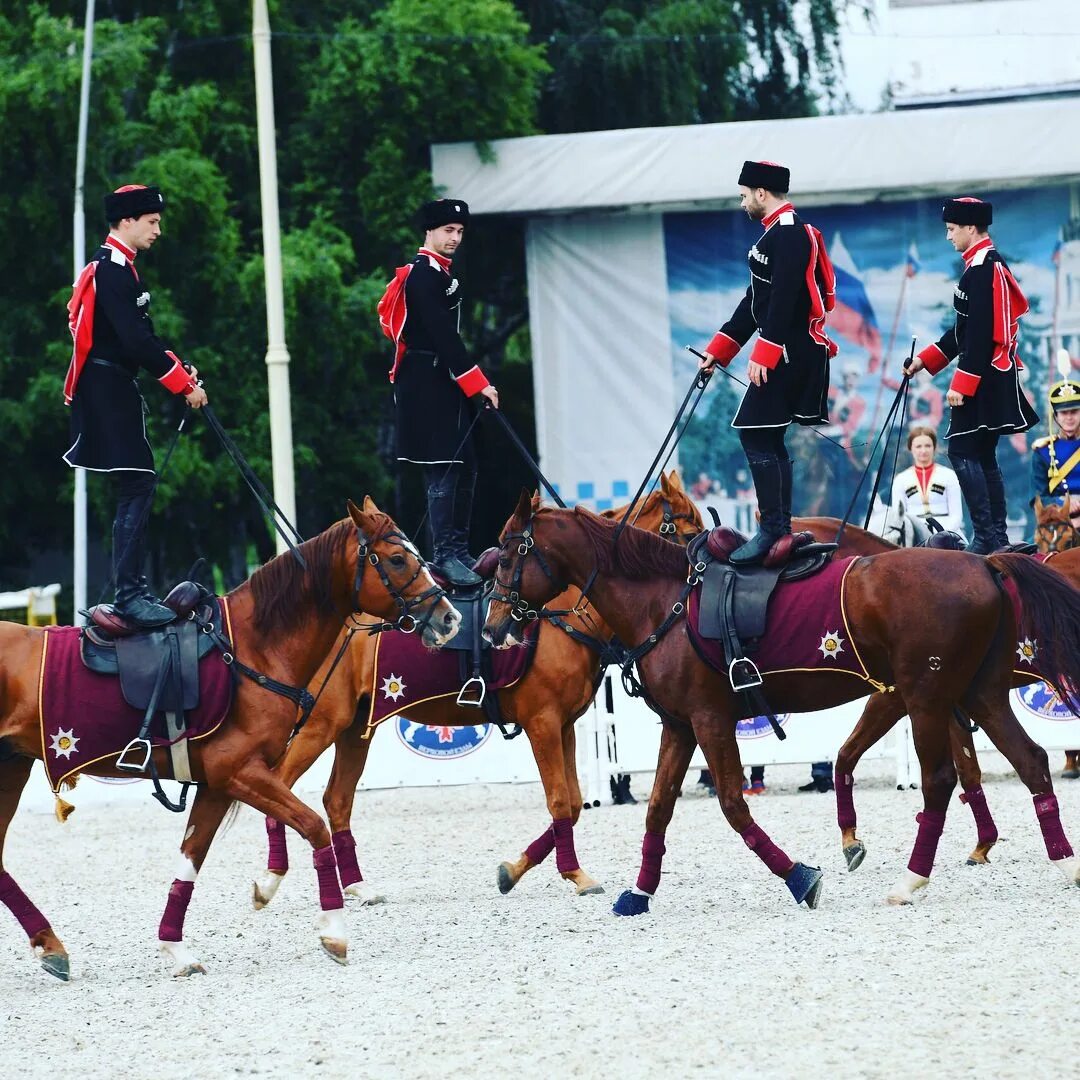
[115,621,201,713]
[439,593,485,653]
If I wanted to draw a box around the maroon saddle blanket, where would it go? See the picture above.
[687,555,876,685]
[38,611,235,793]
[364,619,539,733]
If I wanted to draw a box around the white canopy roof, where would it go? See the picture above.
[432,97,1080,215]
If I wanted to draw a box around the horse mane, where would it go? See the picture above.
[243,518,355,635]
[571,507,687,580]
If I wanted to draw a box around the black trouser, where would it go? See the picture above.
[422,461,477,565]
[738,427,792,534]
[111,471,156,604]
[948,429,1007,553]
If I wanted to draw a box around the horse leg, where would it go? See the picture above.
[972,699,1080,888]
[886,706,957,905]
[322,715,383,905]
[702,718,823,909]
[834,691,906,872]
[158,786,233,977]
[612,718,696,916]
[0,757,69,981]
[502,710,602,897]
[949,719,999,865]
[229,765,347,964]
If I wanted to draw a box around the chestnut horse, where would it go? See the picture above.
[0,498,460,981]
[1033,493,1079,554]
[795,516,1080,867]
[483,497,1080,915]
[251,472,704,909]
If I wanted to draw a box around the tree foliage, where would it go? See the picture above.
[0,0,847,603]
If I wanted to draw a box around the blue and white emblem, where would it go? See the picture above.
[395,719,492,759]
[1014,682,1076,722]
[736,713,791,740]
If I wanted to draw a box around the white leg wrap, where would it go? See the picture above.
[1051,855,1080,885]
[173,856,198,883]
[159,939,206,978]
[886,869,930,906]
[317,908,348,945]
[344,880,386,905]
[631,886,654,898]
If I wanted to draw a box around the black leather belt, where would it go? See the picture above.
[403,348,437,358]
[90,357,132,374]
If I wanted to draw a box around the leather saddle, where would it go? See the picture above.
[689,528,837,695]
[81,583,220,715]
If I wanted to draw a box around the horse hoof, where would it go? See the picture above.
[1061,768,1079,780]
[40,954,70,982]
[174,962,207,978]
[886,894,914,907]
[611,889,650,916]
[786,863,824,909]
[496,863,518,895]
[843,841,866,872]
[576,883,605,897]
[320,938,349,966]
[252,870,285,910]
[344,881,386,906]
[965,854,990,866]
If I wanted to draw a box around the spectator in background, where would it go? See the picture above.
[892,426,965,535]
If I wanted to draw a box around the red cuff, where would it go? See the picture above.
[918,343,950,376]
[706,332,740,368]
[750,337,784,370]
[950,369,981,397]
[158,357,196,395]
[455,365,490,397]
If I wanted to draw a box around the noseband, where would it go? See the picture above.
[355,526,448,635]
[1035,518,1078,554]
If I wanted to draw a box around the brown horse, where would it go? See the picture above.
[483,497,1080,915]
[1034,493,1079,554]
[796,516,1080,867]
[251,472,704,908]
[0,498,460,980]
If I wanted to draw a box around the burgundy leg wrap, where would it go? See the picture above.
[524,826,556,866]
[740,822,793,878]
[313,845,344,911]
[552,818,580,873]
[635,831,667,895]
[0,871,50,939]
[1034,794,1075,861]
[266,817,288,873]
[158,879,195,943]
[835,768,856,831]
[332,830,363,889]
[959,786,999,847]
[907,809,947,877]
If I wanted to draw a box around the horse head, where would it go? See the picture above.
[1034,493,1080,554]
[599,470,704,547]
[347,497,462,647]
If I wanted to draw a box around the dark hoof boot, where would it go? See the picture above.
[113,596,176,628]
[728,530,784,567]
[40,953,71,981]
[612,889,651,916]
[843,841,866,872]
[610,774,637,805]
[435,557,482,588]
[786,863,824,908]
[496,863,516,895]
[1062,768,1080,780]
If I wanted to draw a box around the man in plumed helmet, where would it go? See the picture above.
[699,160,838,565]
[378,197,499,587]
[64,184,208,627]
[905,197,1037,553]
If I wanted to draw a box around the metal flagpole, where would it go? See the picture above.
[252,0,297,555]
[72,0,96,622]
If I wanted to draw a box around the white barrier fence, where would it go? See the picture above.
[20,675,1080,816]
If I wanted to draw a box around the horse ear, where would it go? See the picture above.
[531,489,542,511]
[1034,494,1044,513]
[1065,492,1072,515]
[513,488,533,524]
[659,471,671,495]
[667,470,684,492]
[362,495,380,514]
[347,499,366,527]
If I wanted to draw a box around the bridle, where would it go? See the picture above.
[353,525,449,636]
[657,496,698,538]
[1035,517,1079,554]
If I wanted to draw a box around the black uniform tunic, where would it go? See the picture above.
[917,239,1037,439]
[707,204,835,429]
[393,249,489,464]
[63,238,185,473]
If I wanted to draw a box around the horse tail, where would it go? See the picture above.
[986,553,1080,717]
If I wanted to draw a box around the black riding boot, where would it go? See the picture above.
[112,491,174,627]
[450,466,479,569]
[778,456,793,533]
[951,456,997,555]
[983,464,1011,550]
[425,468,481,588]
[729,454,788,566]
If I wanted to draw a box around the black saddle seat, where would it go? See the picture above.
[921,531,968,551]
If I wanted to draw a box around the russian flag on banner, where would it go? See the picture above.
[828,232,883,371]
[906,241,921,277]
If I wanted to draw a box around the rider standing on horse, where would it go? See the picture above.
[699,160,838,565]
[63,185,208,627]
[905,197,1037,554]
[1030,377,1080,529]
[379,198,499,587]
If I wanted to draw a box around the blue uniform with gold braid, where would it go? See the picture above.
[1030,379,1080,509]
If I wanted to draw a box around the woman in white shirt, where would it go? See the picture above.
[891,425,965,536]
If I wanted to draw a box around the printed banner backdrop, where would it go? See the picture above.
[666,184,1078,533]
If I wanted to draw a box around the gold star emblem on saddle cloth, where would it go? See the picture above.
[49,727,80,759]
[818,631,845,660]
[380,674,407,701]
[1016,638,1038,665]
